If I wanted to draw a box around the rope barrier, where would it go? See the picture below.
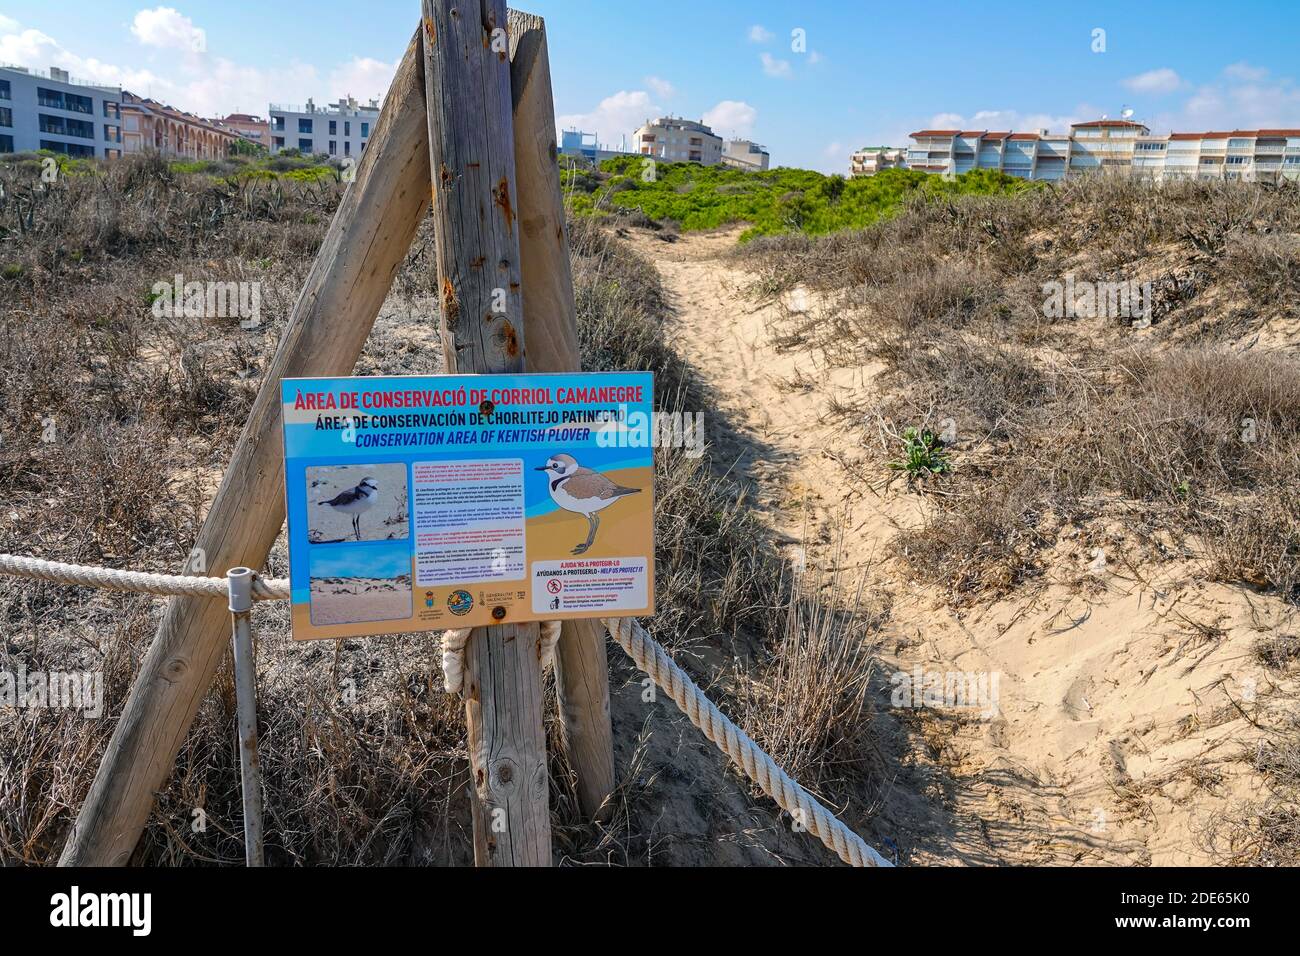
[0,552,289,601]
[0,551,891,868]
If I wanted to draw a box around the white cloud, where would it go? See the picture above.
[0,14,19,33]
[0,20,355,119]
[329,56,397,104]
[644,75,675,98]
[822,140,843,158]
[131,7,204,52]
[703,100,757,138]
[748,25,774,43]
[760,52,791,79]
[918,108,1093,135]
[1224,62,1269,83]
[1147,66,1300,132]
[1123,68,1183,94]
[808,50,824,66]
[557,90,660,146]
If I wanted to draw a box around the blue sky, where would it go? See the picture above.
[309,540,410,580]
[3,1,1299,172]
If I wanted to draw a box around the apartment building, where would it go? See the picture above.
[120,91,238,159]
[722,139,770,171]
[905,119,1300,183]
[0,64,123,158]
[559,128,636,164]
[269,97,378,159]
[850,146,907,177]
[219,113,271,150]
[633,117,724,166]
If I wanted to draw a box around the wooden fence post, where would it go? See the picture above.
[508,8,616,820]
[421,0,550,866]
[59,29,432,866]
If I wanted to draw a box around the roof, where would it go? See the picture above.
[222,113,265,123]
[121,91,238,137]
[1007,133,1039,140]
[982,131,1012,140]
[1070,119,1147,128]
[1168,132,1205,140]
[909,130,960,138]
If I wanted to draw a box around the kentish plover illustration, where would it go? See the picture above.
[536,454,641,555]
[317,477,379,541]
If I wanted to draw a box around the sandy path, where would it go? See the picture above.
[628,225,1297,866]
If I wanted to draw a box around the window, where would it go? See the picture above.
[298,137,312,151]
[0,134,12,153]
[344,121,351,136]
[1227,155,1248,165]
[39,88,93,113]
[328,140,336,154]
[0,107,10,128]
[329,119,337,135]
[361,122,369,137]
[273,135,285,148]
[344,141,351,157]
[104,148,121,160]
[273,116,284,130]
[0,79,9,100]
[298,118,312,133]
[40,140,94,157]
[104,124,120,142]
[40,115,93,138]
[103,100,120,119]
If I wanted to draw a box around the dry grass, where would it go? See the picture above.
[0,154,875,866]
[739,176,1300,605]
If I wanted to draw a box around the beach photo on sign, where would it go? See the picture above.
[307,463,408,543]
[308,543,413,627]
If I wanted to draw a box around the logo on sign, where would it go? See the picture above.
[447,590,474,616]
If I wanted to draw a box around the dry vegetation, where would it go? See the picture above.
[738,174,1300,862]
[0,155,876,866]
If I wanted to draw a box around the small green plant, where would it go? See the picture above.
[889,427,951,479]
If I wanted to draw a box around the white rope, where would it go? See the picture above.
[0,551,890,867]
[603,616,892,868]
[0,553,289,600]
[441,620,561,693]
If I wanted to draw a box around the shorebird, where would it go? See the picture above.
[536,454,640,555]
[317,477,379,541]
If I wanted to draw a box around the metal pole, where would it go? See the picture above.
[226,566,264,867]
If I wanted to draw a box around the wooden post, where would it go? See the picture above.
[59,29,433,866]
[508,9,615,820]
[421,0,550,866]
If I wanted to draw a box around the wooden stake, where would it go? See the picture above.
[508,8,615,820]
[421,0,550,866]
[59,29,432,866]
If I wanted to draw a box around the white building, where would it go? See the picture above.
[633,117,723,166]
[269,97,379,159]
[0,64,123,159]
[850,146,907,177]
[722,139,770,171]
[904,120,1300,183]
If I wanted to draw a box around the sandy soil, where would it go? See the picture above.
[308,463,409,543]
[310,575,413,626]
[627,225,1298,866]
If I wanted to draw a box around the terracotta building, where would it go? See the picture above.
[120,91,239,159]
